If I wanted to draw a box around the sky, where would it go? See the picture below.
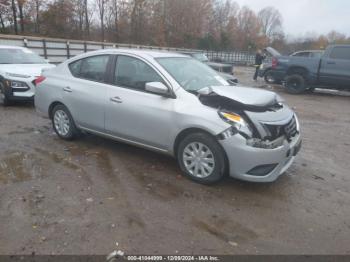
[234,0,350,38]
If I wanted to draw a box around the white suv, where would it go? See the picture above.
[0,45,55,106]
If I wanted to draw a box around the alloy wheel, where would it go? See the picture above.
[54,110,70,136]
[182,142,215,178]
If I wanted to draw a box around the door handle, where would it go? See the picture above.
[110,96,123,103]
[63,86,72,92]
[327,62,336,65]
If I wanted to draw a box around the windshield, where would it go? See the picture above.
[0,48,47,64]
[157,57,228,92]
[192,53,209,62]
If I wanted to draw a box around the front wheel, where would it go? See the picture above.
[177,132,227,185]
[0,81,12,106]
[52,104,79,140]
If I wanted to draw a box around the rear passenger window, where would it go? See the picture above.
[329,47,350,60]
[69,60,82,77]
[68,55,110,82]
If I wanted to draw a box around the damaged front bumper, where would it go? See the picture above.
[219,132,302,182]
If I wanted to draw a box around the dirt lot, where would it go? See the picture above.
[0,66,350,255]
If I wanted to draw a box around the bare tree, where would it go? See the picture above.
[83,0,90,39]
[108,0,119,42]
[0,0,10,31]
[10,0,17,34]
[258,6,283,41]
[96,0,107,41]
[17,0,25,32]
[34,0,41,33]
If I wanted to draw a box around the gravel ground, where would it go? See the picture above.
[0,66,349,255]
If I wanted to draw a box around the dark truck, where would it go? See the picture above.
[270,45,350,94]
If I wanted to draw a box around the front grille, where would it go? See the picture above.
[263,116,298,141]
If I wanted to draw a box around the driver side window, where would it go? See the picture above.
[114,55,164,91]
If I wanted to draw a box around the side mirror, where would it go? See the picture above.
[145,82,169,96]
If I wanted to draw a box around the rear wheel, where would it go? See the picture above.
[52,104,79,140]
[285,74,306,94]
[177,132,226,185]
[264,70,276,84]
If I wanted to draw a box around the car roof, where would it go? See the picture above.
[78,48,189,59]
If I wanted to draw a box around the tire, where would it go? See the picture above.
[177,132,227,185]
[285,74,306,94]
[0,81,12,106]
[52,104,79,140]
[264,70,276,84]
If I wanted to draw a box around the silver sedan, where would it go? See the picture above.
[35,49,301,184]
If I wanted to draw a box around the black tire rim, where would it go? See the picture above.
[266,73,275,83]
[288,79,302,90]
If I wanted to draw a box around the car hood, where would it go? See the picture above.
[0,64,55,77]
[197,85,278,108]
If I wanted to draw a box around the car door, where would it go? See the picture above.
[65,55,111,131]
[319,46,350,87]
[105,55,175,151]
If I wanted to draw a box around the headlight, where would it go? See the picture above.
[6,80,29,89]
[219,112,246,126]
[218,111,253,139]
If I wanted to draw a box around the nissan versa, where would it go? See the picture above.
[35,49,302,184]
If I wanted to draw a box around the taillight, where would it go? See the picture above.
[272,57,278,69]
[34,76,46,86]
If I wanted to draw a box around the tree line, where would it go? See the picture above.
[0,0,349,53]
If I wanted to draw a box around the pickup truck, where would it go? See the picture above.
[269,45,350,94]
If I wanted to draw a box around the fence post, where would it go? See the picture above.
[84,42,87,53]
[23,38,28,47]
[42,39,47,59]
[66,41,70,59]
[102,43,105,49]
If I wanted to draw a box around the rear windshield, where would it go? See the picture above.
[0,48,47,64]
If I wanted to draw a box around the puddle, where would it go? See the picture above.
[35,148,83,172]
[7,127,35,135]
[0,152,41,184]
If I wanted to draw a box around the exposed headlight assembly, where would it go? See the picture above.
[218,111,253,139]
